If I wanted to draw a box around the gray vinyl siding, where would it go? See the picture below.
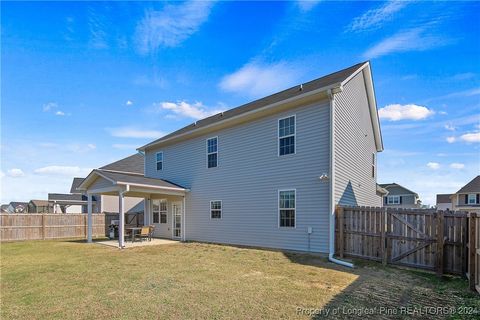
[334,71,381,207]
[89,176,113,190]
[382,185,419,208]
[145,101,331,253]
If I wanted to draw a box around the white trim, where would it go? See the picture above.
[468,193,477,205]
[183,196,186,241]
[206,136,218,168]
[87,186,124,195]
[155,151,164,171]
[278,114,296,157]
[278,189,296,228]
[116,182,187,192]
[387,195,401,205]
[138,82,342,151]
[77,169,116,190]
[98,169,144,176]
[209,200,222,219]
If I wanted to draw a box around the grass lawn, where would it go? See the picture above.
[1,240,478,319]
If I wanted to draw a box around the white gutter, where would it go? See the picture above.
[327,88,354,269]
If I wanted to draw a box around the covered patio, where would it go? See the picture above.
[77,169,189,248]
[96,238,180,248]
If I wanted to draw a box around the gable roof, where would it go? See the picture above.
[70,178,85,194]
[9,202,28,208]
[99,153,144,174]
[93,170,186,190]
[29,200,51,207]
[436,194,452,204]
[378,183,418,197]
[138,61,383,152]
[456,175,480,194]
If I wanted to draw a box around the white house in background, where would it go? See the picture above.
[450,176,480,213]
[79,61,384,258]
[436,194,453,211]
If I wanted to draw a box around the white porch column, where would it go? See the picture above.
[144,198,150,226]
[87,194,93,243]
[118,192,125,248]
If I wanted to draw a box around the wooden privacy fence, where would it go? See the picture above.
[336,206,479,293]
[0,214,105,241]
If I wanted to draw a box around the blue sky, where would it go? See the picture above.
[1,1,479,206]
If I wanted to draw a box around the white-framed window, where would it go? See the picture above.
[468,194,477,205]
[372,153,376,178]
[278,115,295,156]
[279,190,295,227]
[207,137,218,168]
[152,199,167,224]
[156,152,163,171]
[387,195,400,205]
[210,200,222,219]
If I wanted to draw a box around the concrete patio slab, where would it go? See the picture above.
[96,238,180,248]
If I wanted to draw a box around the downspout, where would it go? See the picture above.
[328,88,354,268]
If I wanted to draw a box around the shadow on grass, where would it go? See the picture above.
[283,252,479,319]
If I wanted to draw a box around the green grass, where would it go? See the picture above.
[1,240,478,319]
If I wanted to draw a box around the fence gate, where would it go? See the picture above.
[386,210,437,271]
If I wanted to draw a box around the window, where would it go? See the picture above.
[387,195,400,205]
[207,137,218,168]
[210,200,222,219]
[468,194,477,205]
[279,116,295,156]
[156,152,163,171]
[153,199,167,224]
[372,153,376,178]
[279,190,295,227]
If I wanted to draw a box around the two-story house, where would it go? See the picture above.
[79,61,383,259]
[379,183,421,209]
[450,176,480,213]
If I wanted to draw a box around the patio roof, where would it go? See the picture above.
[77,169,188,196]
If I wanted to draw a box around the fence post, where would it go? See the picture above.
[385,208,392,265]
[338,206,344,258]
[436,211,445,276]
[84,215,88,239]
[381,207,387,265]
[42,214,46,240]
[468,213,477,291]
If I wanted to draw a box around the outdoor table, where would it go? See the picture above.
[126,227,142,243]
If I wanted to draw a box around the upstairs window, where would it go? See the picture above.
[468,194,477,204]
[279,116,295,156]
[387,195,400,205]
[279,190,295,227]
[207,137,218,168]
[156,152,163,171]
[210,200,222,219]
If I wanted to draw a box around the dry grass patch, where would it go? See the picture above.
[1,241,478,319]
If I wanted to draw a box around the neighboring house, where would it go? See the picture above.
[450,176,480,213]
[79,61,384,254]
[7,202,28,213]
[436,194,453,211]
[48,193,93,213]
[1,204,9,213]
[379,183,421,209]
[28,200,53,213]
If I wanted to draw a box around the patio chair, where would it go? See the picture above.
[124,228,133,242]
[148,225,155,241]
[135,226,150,242]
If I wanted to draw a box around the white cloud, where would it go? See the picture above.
[450,163,465,169]
[126,100,133,106]
[55,111,65,116]
[34,166,92,176]
[451,72,475,81]
[154,101,225,120]
[135,1,215,55]
[427,162,440,170]
[347,1,409,32]
[363,27,449,58]
[296,0,322,12]
[444,124,456,131]
[7,169,25,178]
[219,61,303,97]
[460,132,480,143]
[0,171,5,178]
[112,144,139,150]
[378,104,435,121]
[446,136,456,143]
[107,127,165,139]
[43,102,58,112]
